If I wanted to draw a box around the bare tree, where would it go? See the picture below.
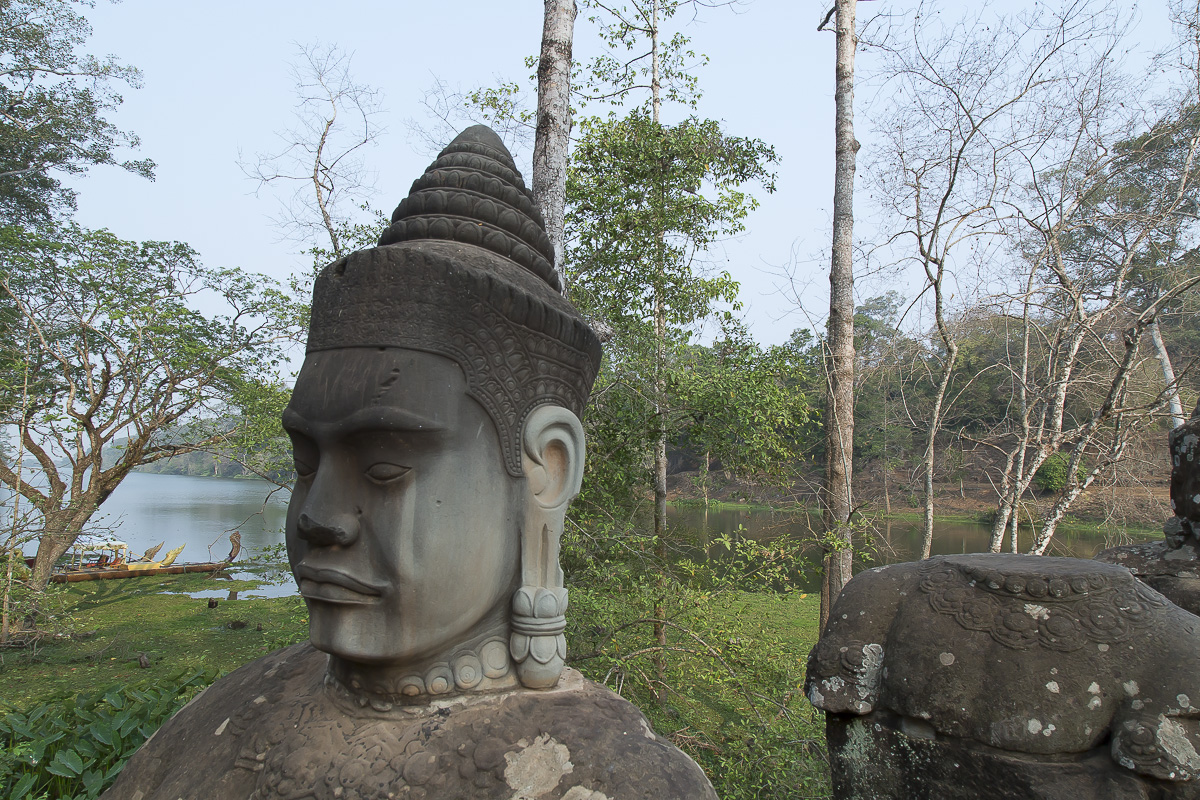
[534,0,579,295]
[242,42,384,263]
[864,0,1200,554]
[866,1,1114,558]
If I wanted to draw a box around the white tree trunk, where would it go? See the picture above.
[1148,318,1185,428]
[533,0,577,295]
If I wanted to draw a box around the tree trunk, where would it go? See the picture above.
[30,505,95,591]
[1149,318,1185,428]
[1030,467,1097,554]
[821,0,858,628]
[649,0,668,705]
[533,0,577,295]
[921,341,957,559]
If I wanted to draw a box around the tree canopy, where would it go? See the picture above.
[0,222,303,588]
[0,0,154,224]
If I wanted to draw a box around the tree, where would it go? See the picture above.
[865,0,1107,559]
[0,223,303,590]
[569,0,776,702]
[820,0,858,625]
[534,0,579,293]
[242,42,385,266]
[0,0,155,224]
[672,323,813,502]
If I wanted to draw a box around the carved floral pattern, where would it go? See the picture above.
[919,558,1168,652]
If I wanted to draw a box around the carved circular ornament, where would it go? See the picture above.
[918,555,1168,652]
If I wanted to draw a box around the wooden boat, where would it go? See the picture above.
[51,533,241,583]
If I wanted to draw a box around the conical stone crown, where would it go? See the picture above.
[379,125,559,292]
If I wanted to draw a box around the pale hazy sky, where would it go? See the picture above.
[67,0,1174,347]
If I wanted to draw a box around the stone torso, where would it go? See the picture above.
[102,644,716,800]
[806,555,1200,799]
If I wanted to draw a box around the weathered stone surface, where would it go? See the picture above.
[106,644,715,800]
[1097,398,1200,615]
[1169,398,1200,533]
[805,554,1200,799]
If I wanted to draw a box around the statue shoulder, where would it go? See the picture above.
[101,643,327,800]
[471,668,719,799]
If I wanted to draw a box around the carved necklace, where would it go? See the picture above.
[326,636,515,709]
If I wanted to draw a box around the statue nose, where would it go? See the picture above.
[296,512,359,547]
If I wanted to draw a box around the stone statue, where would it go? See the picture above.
[805,553,1200,799]
[1096,398,1200,614]
[103,126,717,800]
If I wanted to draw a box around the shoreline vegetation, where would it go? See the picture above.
[0,491,1163,799]
[0,572,830,799]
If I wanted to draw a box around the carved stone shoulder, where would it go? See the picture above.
[103,655,715,800]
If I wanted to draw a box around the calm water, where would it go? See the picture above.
[666,505,1151,564]
[21,474,1156,596]
[81,472,290,561]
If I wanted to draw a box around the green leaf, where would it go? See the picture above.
[12,773,37,798]
[81,768,104,798]
[87,722,113,748]
[47,748,84,777]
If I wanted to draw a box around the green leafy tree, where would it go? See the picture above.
[0,0,154,223]
[567,0,777,705]
[672,324,814,503]
[0,223,304,591]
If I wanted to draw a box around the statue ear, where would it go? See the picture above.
[521,405,585,510]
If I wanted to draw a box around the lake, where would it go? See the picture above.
[29,473,1158,596]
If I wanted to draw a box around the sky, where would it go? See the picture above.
[67,0,1176,348]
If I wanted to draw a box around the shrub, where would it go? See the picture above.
[1034,453,1084,493]
[0,670,216,799]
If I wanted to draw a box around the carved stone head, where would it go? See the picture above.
[282,126,601,699]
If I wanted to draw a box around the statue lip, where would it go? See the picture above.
[294,565,384,604]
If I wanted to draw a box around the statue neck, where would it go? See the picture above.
[325,610,518,706]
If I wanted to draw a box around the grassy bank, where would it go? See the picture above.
[0,575,830,799]
[0,575,307,709]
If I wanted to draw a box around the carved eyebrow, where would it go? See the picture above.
[282,407,445,436]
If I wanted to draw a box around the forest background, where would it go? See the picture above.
[1,0,1199,797]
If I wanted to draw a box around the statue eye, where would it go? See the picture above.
[365,462,411,484]
[294,458,316,479]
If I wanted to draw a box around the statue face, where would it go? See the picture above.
[282,348,521,665]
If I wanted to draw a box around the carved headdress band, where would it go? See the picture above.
[306,126,601,476]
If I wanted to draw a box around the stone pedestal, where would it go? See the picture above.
[826,712,1190,800]
[105,644,716,800]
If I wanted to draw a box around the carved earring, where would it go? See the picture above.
[510,573,568,689]
[513,406,583,689]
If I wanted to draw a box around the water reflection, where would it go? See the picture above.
[666,505,1157,570]
[83,472,289,560]
[15,474,1158,599]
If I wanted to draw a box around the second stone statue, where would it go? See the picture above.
[102,126,717,800]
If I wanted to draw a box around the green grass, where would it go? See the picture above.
[1,575,831,798]
[1,575,307,709]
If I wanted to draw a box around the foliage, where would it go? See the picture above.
[568,111,774,328]
[0,221,304,588]
[1034,452,1084,494]
[562,516,831,799]
[672,324,814,490]
[0,670,215,799]
[0,0,155,224]
[580,0,706,111]
[566,111,779,508]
